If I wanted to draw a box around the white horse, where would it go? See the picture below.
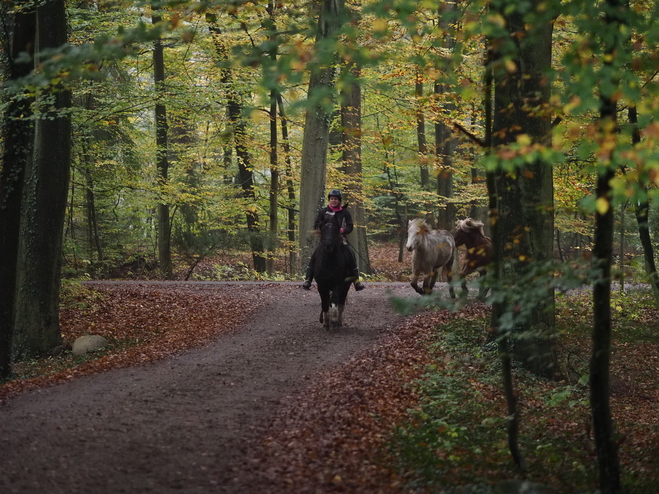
[406,218,457,297]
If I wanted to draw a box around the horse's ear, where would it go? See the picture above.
[343,201,349,209]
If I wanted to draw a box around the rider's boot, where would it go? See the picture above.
[352,268,365,291]
[301,266,313,290]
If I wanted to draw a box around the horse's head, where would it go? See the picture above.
[320,212,342,252]
[454,218,485,247]
[406,218,429,252]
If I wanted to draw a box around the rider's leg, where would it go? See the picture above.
[346,247,365,291]
[301,253,315,290]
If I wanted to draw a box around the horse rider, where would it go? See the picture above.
[301,189,365,292]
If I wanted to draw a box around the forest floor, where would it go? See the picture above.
[0,243,657,493]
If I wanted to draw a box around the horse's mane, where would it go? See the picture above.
[408,218,431,242]
[456,218,485,237]
[408,218,450,252]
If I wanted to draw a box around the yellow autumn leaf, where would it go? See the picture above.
[596,197,610,215]
[505,59,517,73]
[372,18,388,32]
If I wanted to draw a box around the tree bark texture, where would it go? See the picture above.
[341,58,371,275]
[591,164,621,493]
[298,0,344,271]
[415,71,430,188]
[152,11,173,279]
[13,0,71,358]
[0,5,36,375]
[435,1,457,231]
[266,4,279,275]
[490,0,557,377]
[268,87,279,275]
[485,45,524,470]
[628,105,659,303]
[208,17,266,273]
[589,0,625,490]
[276,94,297,274]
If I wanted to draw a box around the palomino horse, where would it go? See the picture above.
[453,218,492,299]
[313,211,353,329]
[406,218,457,298]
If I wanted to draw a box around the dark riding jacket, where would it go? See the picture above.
[306,204,358,276]
[314,206,354,236]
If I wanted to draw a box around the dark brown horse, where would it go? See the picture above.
[454,218,492,299]
[313,211,352,329]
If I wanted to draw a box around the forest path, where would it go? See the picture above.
[0,282,416,494]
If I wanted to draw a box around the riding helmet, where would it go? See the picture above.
[328,189,342,200]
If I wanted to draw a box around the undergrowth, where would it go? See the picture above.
[388,289,659,494]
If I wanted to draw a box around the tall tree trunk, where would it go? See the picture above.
[490,0,557,378]
[415,69,430,189]
[83,162,103,263]
[590,0,625,491]
[207,16,266,272]
[266,2,279,275]
[0,5,36,376]
[13,0,71,358]
[591,159,620,494]
[267,88,279,275]
[435,1,457,231]
[484,43,524,470]
[277,94,297,274]
[435,101,455,230]
[298,0,344,270]
[152,10,172,279]
[628,104,659,303]
[341,57,371,275]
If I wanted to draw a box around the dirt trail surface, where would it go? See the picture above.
[0,281,419,494]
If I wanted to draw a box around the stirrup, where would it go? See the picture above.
[354,281,365,291]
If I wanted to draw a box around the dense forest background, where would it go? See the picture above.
[5,0,658,282]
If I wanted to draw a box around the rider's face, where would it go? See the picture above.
[329,196,341,207]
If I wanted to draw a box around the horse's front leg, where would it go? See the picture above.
[445,266,456,299]
[423,271,437,294]
[410,271,424,295]
[318,287,330,328]
[459,266,472,298]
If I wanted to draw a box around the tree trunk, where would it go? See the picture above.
[591,166,621,493]
[83,163,103,263]
[266,3,279,275]
[589,0,624,491]
[435,104,455,230]
[435,1,457,231]
[416,70,430,189]
[341,57,371,275]
[152,11,172,279]
[13,0,71,358]
[628,105,659,303]
[276,94,297,274]
[298,0,344,271]
[484,43,524,470]
[268,87,279,275]
[207,16,266,272]
[0,5,36,376]
[490,0,557,378]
